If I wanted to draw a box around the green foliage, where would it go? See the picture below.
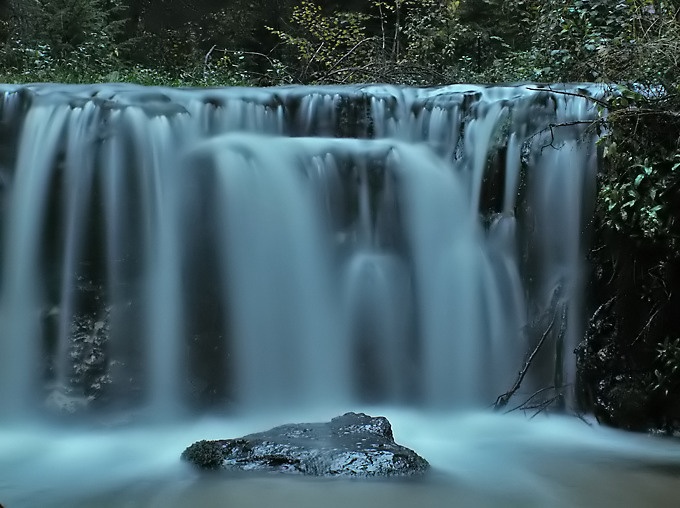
[0,0,678,88]
[268,0,475,84]
[588,77,680,428]
[401,0,457,67]
[599,154,678,242]
[449,0,533,78]
[651,338,680,397]
[597,85,680,247]
[0,0,258,86]
[1,0,127,78]
[267,0,372,83]
[267,0,541,84]
[524,0,680,83]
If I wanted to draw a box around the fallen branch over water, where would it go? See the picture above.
[494,309,557,410]
[505,385,558,414]
[526,86,609,108]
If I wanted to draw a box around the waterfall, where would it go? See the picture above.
[0,83,600,418]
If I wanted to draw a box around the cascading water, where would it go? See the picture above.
[0,83,599,417]
[3,83,680,508]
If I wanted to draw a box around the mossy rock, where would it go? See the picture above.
[181,440,225,470]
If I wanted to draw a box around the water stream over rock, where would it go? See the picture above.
[0,83,598,415]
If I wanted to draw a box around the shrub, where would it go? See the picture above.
[1,0,127,78]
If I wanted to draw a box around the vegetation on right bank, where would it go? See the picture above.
[554,1,678,432]
[578,88,680,431]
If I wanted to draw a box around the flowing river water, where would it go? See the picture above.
[2,410,680,507]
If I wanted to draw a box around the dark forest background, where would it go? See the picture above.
[0,0,677,86]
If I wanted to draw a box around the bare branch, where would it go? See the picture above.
[203,44,217,80]
[505,385,557,413]
[218,48,297,84]
[302,42,325,80]
[526,86,609,108]
[317,38,372,83]
[494,306,558,410]
[525,119,602,153]
[631,306,661,345]
[528,396,560,419]
[589,296,617,325]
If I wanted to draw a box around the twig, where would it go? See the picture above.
[317,38,372,83]
[494,307,558,410]
[219,48,296,83]
[588,296,617,327]
[631,306,661,345]
[526,86,609,108]
[324,64,373,76]
[392,0,401,61]
[378,2,386,52]
[575,412,593,427]
[302,42,325,80]
[525,119,602,153]
[203,44,217,79]
[528,396,560,419]
[505,385,557,413]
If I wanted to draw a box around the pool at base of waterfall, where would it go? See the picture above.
[2,409,680,508]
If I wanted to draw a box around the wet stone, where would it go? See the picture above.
[181,412,429,477]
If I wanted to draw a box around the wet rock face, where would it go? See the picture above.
[181,412,429,477]
[43,278,114,415]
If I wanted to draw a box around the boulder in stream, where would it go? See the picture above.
[181,412,429,477]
